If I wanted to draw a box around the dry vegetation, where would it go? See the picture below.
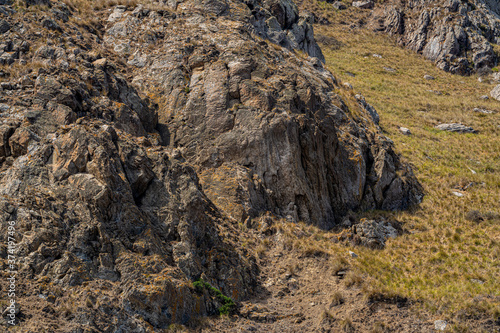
[252,0,500,326]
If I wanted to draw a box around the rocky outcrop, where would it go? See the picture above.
[369,0,500,74]
[0,0,420,330]
[108,2,421,229]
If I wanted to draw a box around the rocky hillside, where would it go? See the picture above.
[367,0,500,74]
[0,0,424,331]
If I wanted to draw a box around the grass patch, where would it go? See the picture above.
[193,279,236,315]
[313,10,500,323]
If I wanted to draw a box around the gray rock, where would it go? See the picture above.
[399,127,411,135]
[434,320,447,331]
[490,84,500,101]
[355,94,380,124]
[127,52,148,68]
[473,108,495,114]
[108,5,127,22]
[369,0,500,74]
[349,250,358,258]
[0,19,10,34]
[352,219,398,249]
[332,1,347,10]
[383,66,396,72]
[435,123,477,133]
[480,95,489,100]
[41,18,62,31]
[424,75,435,80]
[353,1,374,9]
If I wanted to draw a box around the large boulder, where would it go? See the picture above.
[369,0,500,74]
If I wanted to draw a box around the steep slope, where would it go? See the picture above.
[368,0,500,74]
[105,0,421,229]
[0,0,421,331]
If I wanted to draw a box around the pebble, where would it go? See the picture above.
[434,320,447,331]
[424,75,435,80]
[373,53,382,58]
[473,108,494,114]
[452,191,464,197]
[399,127,411,135]
[349,251,358,258]
[435,123,476,133]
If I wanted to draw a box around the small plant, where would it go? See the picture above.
[344,271,363,288]
[193,279,236,315]
[370,321,389,333]
[340,316,355,333]
[465,210,484,223]
[330,291,345,306]
[321,309,336,323]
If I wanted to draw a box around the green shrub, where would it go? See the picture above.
[193,279,236,315]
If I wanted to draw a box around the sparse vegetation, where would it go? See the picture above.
[339,316,355,333]
[330,291,344,307]
[314,11,500,324]
[193,279,236,315]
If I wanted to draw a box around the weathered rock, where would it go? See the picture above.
[424,75,435,80]
[0,0,423,330]
[434,320,447,331]
[353,1,374,9]
[435,123,477,133]
[331,1,347,10]
[490,84,500,101]
[351,218,398,249]
[0,19,10,34]
[399,127,411,135]
[473,107,495,114]
[369,0,500,74]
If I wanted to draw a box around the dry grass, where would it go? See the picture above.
[339,316,355,333]
[311,9,500,323]
[330,291,345,307]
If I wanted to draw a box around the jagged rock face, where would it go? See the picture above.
[110,0,421,228]
[0,0,420,330]
[369,0,500,74]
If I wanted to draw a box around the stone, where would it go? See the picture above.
[383,67,396,72]
[41,18,62,31]
[452,191,464,197]
[480,95,489,100]
[349,251,358,258]
[0,19,11,34]
[108,6,127,22]
[368,0,499,74]
[92,58,107,67]
[343,82,353,89]
[435,123,477,133]
[355,94,380,124]
[434,320,447,331]
[353,1,374,9]
[424,75,435,80]
[399,127,411,135]
[8,127,38,157]
[490,84,500,101]
[473,108,495,114]
[332,1,347,10]
[351,219,398,249]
